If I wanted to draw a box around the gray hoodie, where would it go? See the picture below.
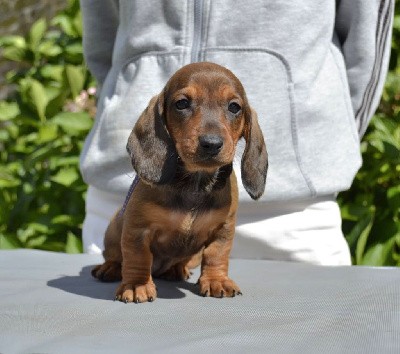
[79,0,394,202]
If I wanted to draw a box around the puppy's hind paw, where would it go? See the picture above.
[91,261,122,282]
[157,263,191,281]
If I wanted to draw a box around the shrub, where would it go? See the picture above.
[338,2,400,266]
[0,0,399,264]
[0,0,94,253]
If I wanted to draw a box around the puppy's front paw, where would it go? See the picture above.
[198,276,242,298]
[115,280,157,303]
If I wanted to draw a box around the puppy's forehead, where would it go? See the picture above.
[166,63,245,98]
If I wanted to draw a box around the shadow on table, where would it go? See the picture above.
[47,265,199,301]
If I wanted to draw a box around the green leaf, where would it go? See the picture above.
[28,79,48,122]
[51,112,93,134]
[38,123,58,143]
[387,185,400,213]
[64,42,83,63]
[20,223,49,238]
[0,234,22,249]
[38,241,65,252]
[0,35,26,48]
[51,167,79,186]
[0,168,20,188]
[49,156,80,169]
[73,11,83,36]
[52,214,74,225]
[0,177,20,188]
[52,14,77,37]
[65,65,85,98]
[340,203,371,221]
[38,40,63,57]
[355,212,375,265]
[2,46,28,62]
[45,87,68,117]
[0,101,20,121]
[26,235,48,249]
[40,65,64,82]
[343,210,375,265]
[393,14,400,31]
[29,18,47,49]
[65,231,83,253]
[44,85,63,102]
[23,182,34,195]
[361,237,398,266]
[0,129,9,142]
[344,212,369,251]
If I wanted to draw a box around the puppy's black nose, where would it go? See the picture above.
[199,135,223,156]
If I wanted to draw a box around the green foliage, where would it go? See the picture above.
[0,0,95,253]
[338,2,400,266]
[0,0,399,264]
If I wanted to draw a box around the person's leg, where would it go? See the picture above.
[231,196,351,265]
[82,186,124,254]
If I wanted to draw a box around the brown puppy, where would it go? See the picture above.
[92,62,268,303]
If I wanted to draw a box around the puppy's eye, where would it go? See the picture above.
[175,99,191,110]
[228,102,241,114]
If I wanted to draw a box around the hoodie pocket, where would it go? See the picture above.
[80,52,183,193]
[103,52,183,132]
[293,45,362,195]
[204,48,314,201]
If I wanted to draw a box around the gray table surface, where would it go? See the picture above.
[0,249,399,354]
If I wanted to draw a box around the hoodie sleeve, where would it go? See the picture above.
[80,0,119,93]
[335,0,394,138]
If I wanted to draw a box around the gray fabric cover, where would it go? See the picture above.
[0,250,399,353]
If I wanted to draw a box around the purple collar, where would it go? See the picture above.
[118,175,139,218]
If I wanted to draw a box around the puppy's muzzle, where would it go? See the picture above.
[198,134,224,157]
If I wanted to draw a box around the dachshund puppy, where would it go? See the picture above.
[92,62,268,303]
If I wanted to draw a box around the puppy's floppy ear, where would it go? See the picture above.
[241,107,268,200]
[126,93,178,184]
